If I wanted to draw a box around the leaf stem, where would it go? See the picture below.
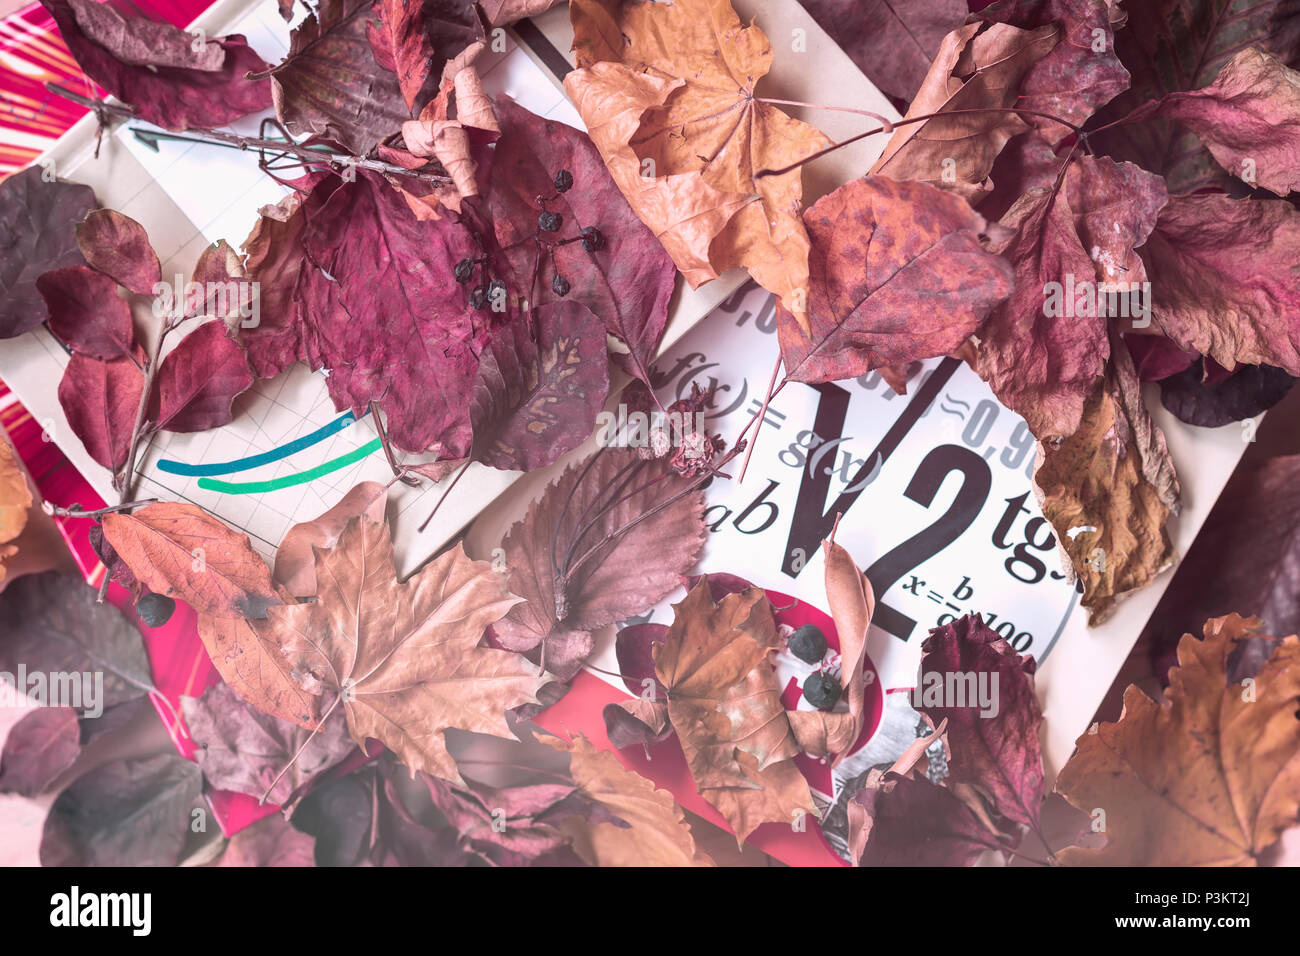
[756,107,1085,178]
[368,403,420,487]
[260,693,343,805]
[736,352,782,484]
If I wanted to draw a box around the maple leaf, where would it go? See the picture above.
[470,300,610,471]
[917,615,1046,837]
[800,0,970,107]
[100,502,280,620]
[268,0,416,155]
[0,571,155,709]
[1034,333,1179,623]
[367,0,484,111]
[195,613,321,729]
[1056,614,1300,865]
[1090,0,1300,194]
[652,580,815,843]
[973,0,1131,140]
[239,169,482,455]
[491,447,706,664]
[474,96,679,390]
[565,0,830,329]
[972,155,1167,439]
[1139,194,1300,376]
[546,734,715,866]
[215,814,317,867]
[0,707,80,798]
[775,176,1013,386]
[868,20,1059,200]
[40,754,202,866]
[255,514,542,782]
[41,0,272,131]
[182,682,355,807]
[0,167,97,339]
[273,480,388,597]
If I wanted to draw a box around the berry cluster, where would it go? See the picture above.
[788,624,843,710]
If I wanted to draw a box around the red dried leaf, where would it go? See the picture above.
[470,301,610,471]
[36,265,134,360]
[42,0,273,131]
[0,707,81,798]
[0,166,97,339]
[75,209,160,296]
[776,176,1013,385]
[57,351,144,472]
[149,319,253,433]
[367,0,484,110]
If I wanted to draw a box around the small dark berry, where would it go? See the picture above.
[802,672,841,710]
[538,210,562,233]
[453,258,474,284]
[468,286,488,310]
[551,274,570,296]
[580,226,604,253]
[137,591,175,628]
[553,169,574,193]
[788,624,827,663]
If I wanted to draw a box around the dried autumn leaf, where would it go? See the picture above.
[0,571,154,709]
[214,813,317,867]
[57,351,144,473]
[476,96,679,390]
[492,447,706,658]
[257,514,541,781]
[868,21,1059,200]
[42,0,273,131]
[776,176,1013,385]
[240,169,482,455]
[1057,614,1300,865]
[1158,360,1296,428]
[973,0,1131,139]
[1090,0,1300,194]
[1034,335,1179,623]
[195,612,320,729]
[654,581,815,842]
[36,266,133,360]
[470,301,610,471]
[478,0,565,26]
[1140,194,1300,376]
[566,0,830,328]
[0,436,33,580]
[182,682,354,806]
[0,707,80,798]
[75,208,160,297]
[148,319,254,433]
[918,615,1046,835]
[273,480,388,597]
[547,734,715,866]
[848,767,1007,866]
[1126,47,1300,197]
[800,0,969,106]
[269,0,415,155]
[40,753,202,866]
[973,155,1167,439]
[1141,454,1300,659]
[0,166,96,339]
[367,0,484,111]
[100,502,280,619]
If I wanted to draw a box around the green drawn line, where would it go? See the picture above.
[196,439,382,495]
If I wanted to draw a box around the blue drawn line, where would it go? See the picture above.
[156,411,356,477]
